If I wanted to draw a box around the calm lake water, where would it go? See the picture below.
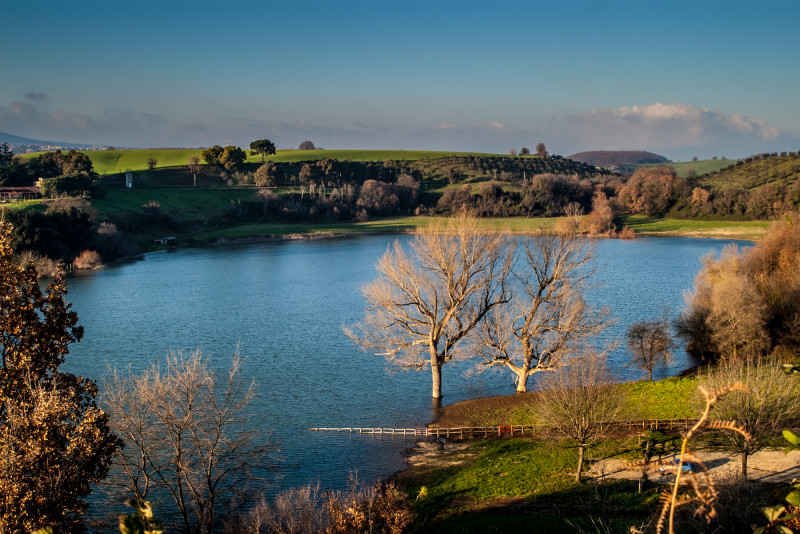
[61,235,749,498]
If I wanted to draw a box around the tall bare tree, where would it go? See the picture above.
[104,349,276,533]
[626,306,674,381]
[345,214,512,399]
[702,357,800,478]
[476,232,611,392]
[536,352,624,482]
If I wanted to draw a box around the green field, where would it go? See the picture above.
[91,187,257,219]
[21,149,206,175]
[645,159,736,177]
[21,148,509,175]
[264,149,505,163]
[620,214,769,240]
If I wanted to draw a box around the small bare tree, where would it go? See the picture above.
[626,307,674,381]
[702,357,800,478]
[476,232,611,392]
[345,214,512,399]
[146,158,157,170]
[104,349,276,534]
[535,353,624,482]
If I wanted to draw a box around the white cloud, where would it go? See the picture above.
[551,103,787,158]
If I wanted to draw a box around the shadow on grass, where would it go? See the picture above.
[415,479,656,534]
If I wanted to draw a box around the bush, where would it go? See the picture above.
[73,250,103,270]
[17,250,63,278]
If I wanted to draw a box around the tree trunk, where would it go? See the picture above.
[431,361,443,399]
[575,445,585,482]
[741,451,748,479]
[515,366,529,393]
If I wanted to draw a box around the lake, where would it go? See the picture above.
[61,234,749,499]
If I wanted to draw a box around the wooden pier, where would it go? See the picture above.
[309,425,538,437]
[309,419,702,439]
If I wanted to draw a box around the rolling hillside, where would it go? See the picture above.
[694,153,800,190]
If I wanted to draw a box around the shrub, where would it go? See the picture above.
[17,250,63,278]
[73,250,103,270]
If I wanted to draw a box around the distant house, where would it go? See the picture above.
[0,186,42,202]
[153,237,177,246]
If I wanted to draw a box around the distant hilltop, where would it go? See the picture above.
[568,150,670,167]
[0,132,114,153]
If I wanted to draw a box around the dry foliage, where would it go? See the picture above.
[701,357,800,478]
[104,349,276,534]
[223,478,413,534]
[16,249,63,278]
[345,213,512,399]
[677,213,800,360]
[0,221,120,532]
[325,478,413,534]
[626,307,674,381]
[476,231,611,392]
[626,381,751,534]
[581,191,614,235]
[536,353,625,482]
[73,249,104,270]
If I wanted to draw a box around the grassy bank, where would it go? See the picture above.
[190,214,767,243]
[402,437,654,533]
[620,214,768,240]
[401,373,793,532]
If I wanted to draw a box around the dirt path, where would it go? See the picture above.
[589,449,800,484]
[400,441,800,486]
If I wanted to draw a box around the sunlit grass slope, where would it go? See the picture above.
[23,148,509,174]
[657,159,737,177]
[620,214,768,240]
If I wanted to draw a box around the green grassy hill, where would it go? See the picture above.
[22,148,511,174]
[640,159,737,177]
[267,149,504,163]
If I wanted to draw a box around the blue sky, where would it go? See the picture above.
[2,0,798,160]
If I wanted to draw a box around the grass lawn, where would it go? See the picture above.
[0,199,45,212]
[621,214,769,240]
[653,159,737,177]
[433,375,703,428]
[91,187,257,219]
[22,148,509,174]
[262,149,505,163]
[404,438,655,533]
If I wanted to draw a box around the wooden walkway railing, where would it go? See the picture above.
[310,419,697,438]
